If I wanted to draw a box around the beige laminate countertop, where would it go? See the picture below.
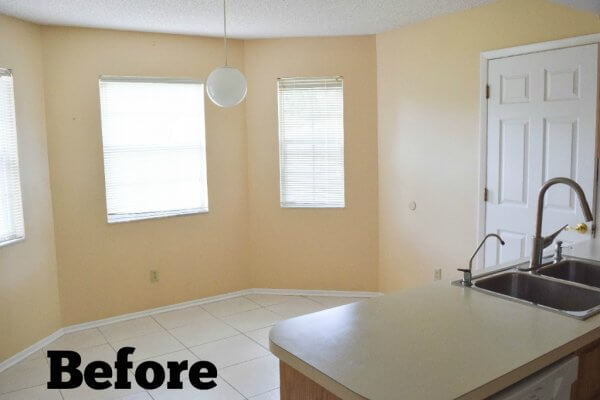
[269,241,600,400]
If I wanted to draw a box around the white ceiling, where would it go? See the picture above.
[0,0,498,39]
[0,0,596,39]
[551,0,600,14]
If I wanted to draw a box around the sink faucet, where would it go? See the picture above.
[520,177,594,272]
[458,233,505,286]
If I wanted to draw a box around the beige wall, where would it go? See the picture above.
[40,27,250,325]
[0,15,62,361]
[38,28,380,328]
[4,0,600,361]
[244,37,379,291]
[376,0,600,292]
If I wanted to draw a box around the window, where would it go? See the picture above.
[0,69,25,246]
[99,77,208,223]
[277,76,345,208]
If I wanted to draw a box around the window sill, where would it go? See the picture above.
[107,208,209,224]
[0,236,25,249]
[281,204,346,209]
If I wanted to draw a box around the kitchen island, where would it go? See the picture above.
[269,241,600,399]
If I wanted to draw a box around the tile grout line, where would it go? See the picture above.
[194,298,277,399]
[241,329,273,350]
[219,354,279,400]
[0,385,49,398]
[0,358,56,396]
[200,296,262,319]
[149,314,189,352]
[250,387,280,400]
[242,295,266,307]
[200,301,262,334]
[152,311,248,400]
[152,295,347,399]
[197,300,276,352]
[188,332,267,352]
[218,353,274,371]
[102,321,169,347]
[95,327,115,352]
[218,372,250,399]
[150,304,258,399]
[1,336,118,399]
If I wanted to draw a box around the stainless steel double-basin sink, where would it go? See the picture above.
[459,258,600,320]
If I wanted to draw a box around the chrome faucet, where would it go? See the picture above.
[458,233,505,286]
[519,177,594,272]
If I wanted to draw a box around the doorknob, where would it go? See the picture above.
[566,223,588,234]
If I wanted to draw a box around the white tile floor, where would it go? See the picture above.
[0,294,365,400]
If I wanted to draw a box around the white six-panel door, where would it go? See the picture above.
[484,44,598,268]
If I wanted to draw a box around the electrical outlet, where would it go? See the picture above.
[434,268,442,281]
[150,270,159,283]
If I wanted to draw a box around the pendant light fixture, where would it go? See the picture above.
[206,0,247,108]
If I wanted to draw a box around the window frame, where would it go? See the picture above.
[277,76,346,209]
[0,68,25,248]
[98,75,209,224]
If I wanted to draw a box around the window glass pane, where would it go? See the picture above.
[99,78,208,223]
[0,69,25,245]
[278,77,345,208]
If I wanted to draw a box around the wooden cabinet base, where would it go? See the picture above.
[280,362,342,400]
[572,338,600,400]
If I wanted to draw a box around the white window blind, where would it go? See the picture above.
[0,69,25,246]
[99,77,208,223]
[277,76,345,208]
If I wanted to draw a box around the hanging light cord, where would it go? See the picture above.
[223,0,228,66]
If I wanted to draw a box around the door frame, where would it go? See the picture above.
[477,33,600,269]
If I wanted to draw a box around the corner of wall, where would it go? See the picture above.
[0,14,63,361]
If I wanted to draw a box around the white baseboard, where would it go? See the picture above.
[63,289,252,334]
[0,329,64,373]
[0,288,381,373]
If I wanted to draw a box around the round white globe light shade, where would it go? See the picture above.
[206,66,247,108]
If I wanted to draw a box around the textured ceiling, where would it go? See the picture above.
[0,0,498,39]
[551,0,600,14]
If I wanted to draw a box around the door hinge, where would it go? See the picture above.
[484,188,489,202]
[485,84,490,100]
